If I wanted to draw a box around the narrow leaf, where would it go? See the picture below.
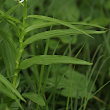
[25,21,106,34]
[25,22,57,33]
[6,19,20,37]
[27,15,93,38]
[4,15,21,24]
[0,83,23,109]
[23,29,105,48]
[0,74,26,102]
[22,92,45,106]
[0,82,17,100]
[19,55,92,69]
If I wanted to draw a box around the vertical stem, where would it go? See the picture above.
[66,36,72,110]
[13,0,27,88]
[37,39,50,110]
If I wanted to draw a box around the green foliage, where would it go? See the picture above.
[0,0,110,110]
[19,55,92,69]
[0,0,6,8]
[47,66,96,99]
[22,92,45,106]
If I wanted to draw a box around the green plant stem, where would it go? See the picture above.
[66,36,72,110]
[13,0,27,88]
[37,38,50,110]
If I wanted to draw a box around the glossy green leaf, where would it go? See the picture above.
[22,92,45,106]
[0,74,26,102]
[27,15,93,38]
[23,29,105,48]
[19,55,92,69]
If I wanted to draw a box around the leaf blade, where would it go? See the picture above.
[0,74,26,102]
[25,22,57,33]
[0,82,17,100]
[23,29,105,48]
[19,55,92,69]
[27,15,93,38]
[22,92,45,106]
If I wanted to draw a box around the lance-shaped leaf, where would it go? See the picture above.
[23,29,106,48]
[25,21,57,33]
[6,19,20,37]
[22,92,45,106]
[0,82,23,109]
[27,15,93,38]
[0,74,26,102]
[4,15,21,24]
[19,55,92,69]
[0,82,17,100]
[25,21,106,34]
